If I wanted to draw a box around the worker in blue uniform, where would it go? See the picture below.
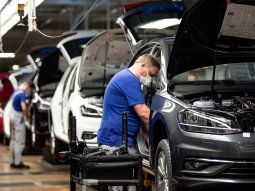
[97,54,160,191]
[9,82,31,169]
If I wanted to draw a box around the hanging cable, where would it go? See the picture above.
[34,0,99,39]
[70,0,98,31]
[14,31,31,55]
[35,28,66,39]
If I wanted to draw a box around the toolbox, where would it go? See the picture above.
[59,113,143,191]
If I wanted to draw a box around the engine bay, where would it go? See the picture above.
[186,95,255,132]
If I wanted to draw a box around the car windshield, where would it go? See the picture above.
[123,2,184,41]
[63,37,94,59]
[172,62,255,83]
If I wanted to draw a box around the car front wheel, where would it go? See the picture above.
[155,139,175,191]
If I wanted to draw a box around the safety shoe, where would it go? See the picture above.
[10,162,30,169]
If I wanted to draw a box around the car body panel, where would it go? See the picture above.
[50,63,76,143]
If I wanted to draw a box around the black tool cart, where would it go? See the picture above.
[59,113,143,191]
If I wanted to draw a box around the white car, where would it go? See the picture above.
[3,65,36,141]
[48,28,133,161]
[29,30,100,149]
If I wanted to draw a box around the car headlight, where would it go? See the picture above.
[178,110,241,134]
[80,105,102,118]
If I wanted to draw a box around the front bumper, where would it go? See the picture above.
[176,158,255,188]
[172,130,255,188]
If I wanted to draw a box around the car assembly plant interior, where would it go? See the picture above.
[0,0,255,191]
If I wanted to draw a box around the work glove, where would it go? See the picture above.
[24,119,31,129]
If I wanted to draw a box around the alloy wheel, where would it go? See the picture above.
[157,151,169,191]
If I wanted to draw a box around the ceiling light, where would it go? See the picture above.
[12,64,20,70]
[0,53,15,58]
[139,18,181,30]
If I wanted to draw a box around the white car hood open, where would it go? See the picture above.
[78,28,132,92]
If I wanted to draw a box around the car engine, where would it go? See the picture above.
[188,96,255,132]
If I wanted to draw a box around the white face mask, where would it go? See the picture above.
[140,68,152,86]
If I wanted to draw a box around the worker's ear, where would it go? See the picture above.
[140,63,146,69]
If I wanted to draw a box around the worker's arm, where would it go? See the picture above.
[21,102,30,121]
[134,104,151,139]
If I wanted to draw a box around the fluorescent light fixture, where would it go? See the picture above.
[0,53,15,58]
[139,18,181,29]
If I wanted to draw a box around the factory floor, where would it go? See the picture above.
[0,145,96,191]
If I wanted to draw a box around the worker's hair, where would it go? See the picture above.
[135,54,160,70]
[19,81,31,90]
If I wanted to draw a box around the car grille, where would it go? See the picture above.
[219,164,255,179]
[183,158,255,180]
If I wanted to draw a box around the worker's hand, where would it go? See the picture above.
[24,120,31,128]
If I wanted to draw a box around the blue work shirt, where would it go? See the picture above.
[97,69,145,147]
[12,90,26,112]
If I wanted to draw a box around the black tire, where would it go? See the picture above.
[155,139,176,191]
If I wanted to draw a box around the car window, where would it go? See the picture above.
[128,44,156,67]
[63,37,94,59]
[68,67,77,98]
[172,62,255,82]
[150,45,162,91]
[63,66,76,96]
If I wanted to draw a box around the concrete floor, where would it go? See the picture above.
[0,145,69,191]
[0,145,97,191]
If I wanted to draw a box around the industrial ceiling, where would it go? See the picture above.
[0,0,196,72]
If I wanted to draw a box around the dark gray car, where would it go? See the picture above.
[118,0,255,190]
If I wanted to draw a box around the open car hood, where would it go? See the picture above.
[36,49,69,93]
[168,0,255,78]
[27,46,58,69]
[78,28,132,96]
[116,1,185,50]
[57,30,100,63]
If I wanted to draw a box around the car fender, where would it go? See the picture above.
[149,112,170,168]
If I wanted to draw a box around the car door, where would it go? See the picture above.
[62,65,78,135]
[51,64,76,139]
